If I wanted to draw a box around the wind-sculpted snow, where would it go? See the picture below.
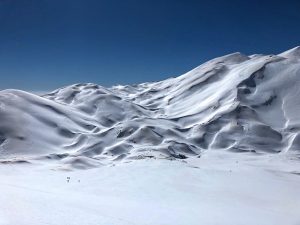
[0,47,300,168]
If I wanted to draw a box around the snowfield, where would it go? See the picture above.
[0,153,300,225]
[0,47,300,224]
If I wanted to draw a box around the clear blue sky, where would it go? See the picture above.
[0,0,299,91]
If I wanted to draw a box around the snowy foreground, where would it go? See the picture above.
[1,152,300,225]
[1,47,300,224]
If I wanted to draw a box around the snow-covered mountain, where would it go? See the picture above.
[1,47,300,169]
[1,48,300,225]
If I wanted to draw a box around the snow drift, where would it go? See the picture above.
[1,47,300,168]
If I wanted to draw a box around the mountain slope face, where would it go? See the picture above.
[0,47,300,168]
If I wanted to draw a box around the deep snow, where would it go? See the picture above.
[0,153,300,225]
[0,47,300,224]
[1,47,300,166]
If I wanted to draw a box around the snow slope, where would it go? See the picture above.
[1,47,300,168]
[0,152,300,225]
[0,153,300,225]
[0,47,300,225]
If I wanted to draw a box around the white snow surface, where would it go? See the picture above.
[0,47,300,224]
[0,153,299,225]
[1,47,300,165]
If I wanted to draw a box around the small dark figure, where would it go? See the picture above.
[67,177,70,183]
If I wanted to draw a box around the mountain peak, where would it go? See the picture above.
[278,46,300,59]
